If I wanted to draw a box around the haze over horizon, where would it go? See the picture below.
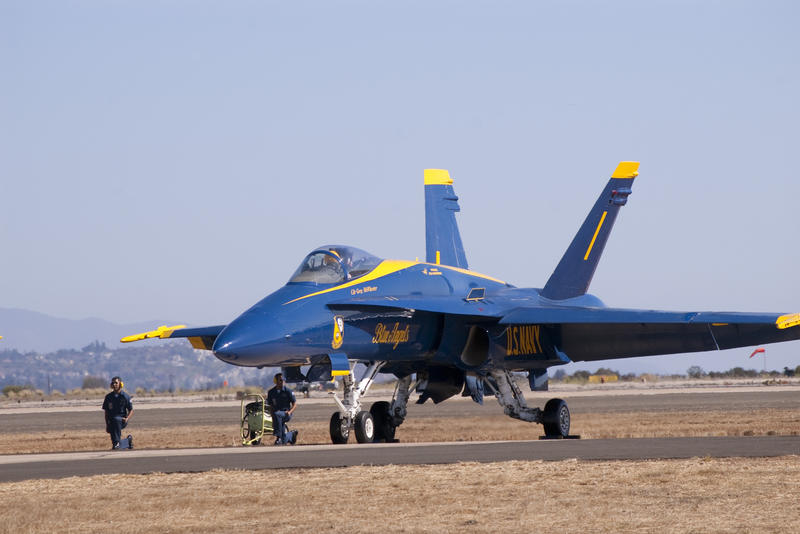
[2,2,798,374]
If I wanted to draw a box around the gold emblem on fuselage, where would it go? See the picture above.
[505,325,543,356]
[332,315,344,350]
[372,322,410,350]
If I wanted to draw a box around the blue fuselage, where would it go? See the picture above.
[210,259,585,373]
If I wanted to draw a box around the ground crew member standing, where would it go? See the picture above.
[102,376,134,450]
[267,373,298,445]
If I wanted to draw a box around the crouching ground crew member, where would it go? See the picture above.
[267,373,298,445]
[102,376,134,450]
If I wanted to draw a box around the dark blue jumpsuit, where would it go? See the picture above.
[102,390,133,449]
[267,385,296,444]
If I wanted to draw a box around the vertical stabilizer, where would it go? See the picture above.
[424,169,468,269]
[540,162,639,300]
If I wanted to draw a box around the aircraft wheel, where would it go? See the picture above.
[542,398,570,438]
[370,401,395,442]
[329,412,350,444]
[382,420,396,442]
[354,410,375,443]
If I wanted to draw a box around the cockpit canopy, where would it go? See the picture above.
[288,245,383,284]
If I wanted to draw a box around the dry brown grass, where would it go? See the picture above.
[1,457,799,533]
[1,409,798,454]
[2,402,799,533]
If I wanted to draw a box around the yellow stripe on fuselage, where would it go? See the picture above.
[283,260,507,305]
[283,260,417,304]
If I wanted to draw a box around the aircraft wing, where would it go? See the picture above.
[121,324,226,350]
[501,307,800,361]
[329,296,800,361]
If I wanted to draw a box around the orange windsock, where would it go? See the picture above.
[749,348,765,358]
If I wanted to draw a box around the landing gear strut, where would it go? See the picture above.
[329,361,385,444]
[487,369,571,438]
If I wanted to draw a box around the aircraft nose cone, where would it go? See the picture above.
[213,313,281,364]
[212,333,243,363]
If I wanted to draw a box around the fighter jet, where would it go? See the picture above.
[123,162,800,443]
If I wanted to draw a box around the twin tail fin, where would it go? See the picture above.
[541,161,639,300]
[424,169,468,269]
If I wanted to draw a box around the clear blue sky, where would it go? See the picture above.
[2,1,798,373]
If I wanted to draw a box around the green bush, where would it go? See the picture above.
[2,384,33,396]
[82,375,107,389]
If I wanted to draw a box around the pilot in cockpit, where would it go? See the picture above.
[327,248,353,279]
[289,246,381,285]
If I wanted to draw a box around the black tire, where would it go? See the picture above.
[370,401,396,442]
[329,412,350,444]
[542,398,570,438]
[354,410,375,443]
[382,420,396,442]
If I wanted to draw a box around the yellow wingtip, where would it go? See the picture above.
[776,313,800,330]
[424,169,452,185]
[120,324,187,343]
[611,161,640,179]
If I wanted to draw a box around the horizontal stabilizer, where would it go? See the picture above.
[541,162,638,300]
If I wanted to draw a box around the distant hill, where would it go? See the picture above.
[0,308,354,392]
[0,341,264,392]
[0,307,173,353]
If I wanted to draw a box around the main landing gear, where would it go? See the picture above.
[487,369,572,438]
[327,363,570,442]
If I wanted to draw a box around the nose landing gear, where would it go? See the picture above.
[329,361,385,444]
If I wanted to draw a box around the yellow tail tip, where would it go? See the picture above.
[611,161,640,179]
[424,169,452,185]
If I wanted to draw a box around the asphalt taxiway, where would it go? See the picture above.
[2,387,798,432]
[1,435,798,482]
[1,387,798,482]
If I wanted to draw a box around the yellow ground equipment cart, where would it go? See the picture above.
[241,394,274,445]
